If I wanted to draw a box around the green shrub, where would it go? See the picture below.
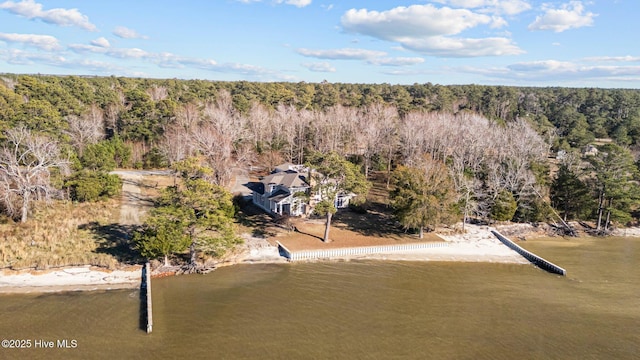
[490,190,517,222]
[66,171,122,202]
[81,137,132,171]
[142,147,168,169]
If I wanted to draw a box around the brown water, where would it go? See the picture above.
[1,237,639,359]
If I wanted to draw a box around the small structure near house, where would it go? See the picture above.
[583,144,599,157]
[250,163,355,217]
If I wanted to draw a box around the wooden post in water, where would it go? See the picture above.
[145,262,153,334]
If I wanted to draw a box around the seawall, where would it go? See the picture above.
[276,241,449,262]
[491,230,566,276]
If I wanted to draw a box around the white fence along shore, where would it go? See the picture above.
[276,241,449,262]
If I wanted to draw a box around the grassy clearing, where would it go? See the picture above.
[0,170,177,270]
[0,199,133,270]
[139,174,176,198]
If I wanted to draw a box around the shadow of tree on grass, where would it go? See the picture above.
[79,221,144,264]
[235,201,280,238]
[331,205,408,238]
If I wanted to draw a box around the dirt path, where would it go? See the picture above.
[110,170,158,226]
[230,167,251,196]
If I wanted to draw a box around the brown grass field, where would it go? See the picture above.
[0,199,127,270]
[0,171,168,271]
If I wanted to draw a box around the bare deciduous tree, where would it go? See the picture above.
[191,91,250,185]
[175,102,200,130]
[397,110,550,223]
[146,85,168,102]
[64,104,105,156]
[0,127,70,222]
[357,103,397,179]
[309,105,356,156]
[162,124,193,164]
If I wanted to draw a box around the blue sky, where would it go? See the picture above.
[0,0,638,88]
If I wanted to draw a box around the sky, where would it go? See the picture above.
[0,0,638,88]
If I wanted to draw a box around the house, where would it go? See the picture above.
[583,144,599,157]
[250,163,356,217]
[251,165,310,217]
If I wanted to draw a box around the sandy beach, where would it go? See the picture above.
[0,265,142,293]
[0,224,531,293]
[356,225,530,263]
[223,223,530,264]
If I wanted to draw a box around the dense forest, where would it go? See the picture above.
[1,73,640,234]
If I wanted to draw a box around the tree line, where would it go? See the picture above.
[1,74,640,262]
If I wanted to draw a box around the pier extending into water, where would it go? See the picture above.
[491,230,566,276]
[277,241,448,262]
[143,262,153,333]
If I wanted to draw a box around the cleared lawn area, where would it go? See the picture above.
[275,218,443,252]
[256,171,445,252]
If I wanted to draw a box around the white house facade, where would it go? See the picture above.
[251,166,310,217]
[251,163,356,217]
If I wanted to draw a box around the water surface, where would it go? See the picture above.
[1,237,638,359]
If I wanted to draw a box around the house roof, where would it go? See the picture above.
[246,181,266,195]
[268,188,291,202]
[273,162,296,173]
[261,170,308,189]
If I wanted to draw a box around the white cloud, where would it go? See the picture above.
[275,0,311,7]
[68,43,105,53]
[433,0,532,15]
[90,37,110,48]
[508,59,576,72]
[0,0,96,31]
[187,60,277,76]
[528,1,596,32]
[1,48,64,66]
[107,47,150,59]
[0,32,61,51]
[236,0,311,7]
[0,48,130,74]
[113,26,148,39]
[297,47,426,67]
[296,47,387,60]
[342,5,492,39]
[68,41,284,78]
[490,15,508,28]
[584,56,640,63]
[70,43,152,60]
[458,59,640,85]
[367,57,425,66]
[401,36,524,57]
[381,68,438,76]
[302,62,336,72]
[507,60,640,79]
[341,4,522,57]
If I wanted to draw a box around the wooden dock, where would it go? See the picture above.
[144,262,153,333]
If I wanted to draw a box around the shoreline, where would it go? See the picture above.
[2,223,638,294]
[0,265,142,294]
